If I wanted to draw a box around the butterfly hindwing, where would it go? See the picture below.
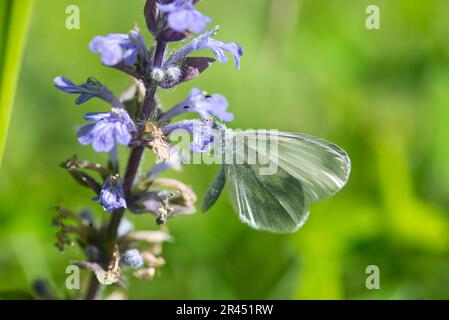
[225,163,308,233]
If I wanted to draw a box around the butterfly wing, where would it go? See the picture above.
[224,130,350,233]
[225,162,309,232]
[201,166,226,212]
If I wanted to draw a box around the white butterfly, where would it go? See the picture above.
[201,129,351,233]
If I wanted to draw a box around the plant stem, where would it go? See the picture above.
[84,41,167,300]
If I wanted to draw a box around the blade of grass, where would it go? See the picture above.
[0,0,34,167]
[0,1,12,67]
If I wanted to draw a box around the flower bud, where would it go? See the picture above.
[151,68,165,82]
[165,66,182,82]
[121,249,144,269]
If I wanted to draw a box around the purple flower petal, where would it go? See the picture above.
[54,77,78,93]
[54,76,122,107]
[89,30,147,67]
[92,125,116,153]
[77,109,136,153]
[162,119,218,153]
[160,88,234,122]
[96,175,127,212]
[189,10,211,33]
[159,0,211,33]
[83,112,111,121]
[115,122,133,146]
[206,38,243,69]
[77,123,96,145]
[123,48,139,66]
[168,10,190,32]
[164,27,243,69]
[191,121,217,153]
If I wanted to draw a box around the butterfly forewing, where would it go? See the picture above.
[224,130,350,233]
[234,130,351,203]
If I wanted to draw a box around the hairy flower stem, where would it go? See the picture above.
[85,41,167,300]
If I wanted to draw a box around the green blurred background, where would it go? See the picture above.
[1,0,449,299]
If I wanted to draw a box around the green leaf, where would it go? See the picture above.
[0,0,34,167]
[201,166,226,212]
[0,2,11,66]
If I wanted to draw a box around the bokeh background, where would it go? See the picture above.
[1,0,449,299]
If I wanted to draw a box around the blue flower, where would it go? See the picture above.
[121,249,144,269]
[191,120,218,153]
[159,88,233,122]
[203,38,243,69]
[95,175,127,212]
[78,108,136,153]
[159,0,211,33]
[162,119,218,153]
[164,27,243,69]
[89,29,147,66]
[54,76,121,107]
